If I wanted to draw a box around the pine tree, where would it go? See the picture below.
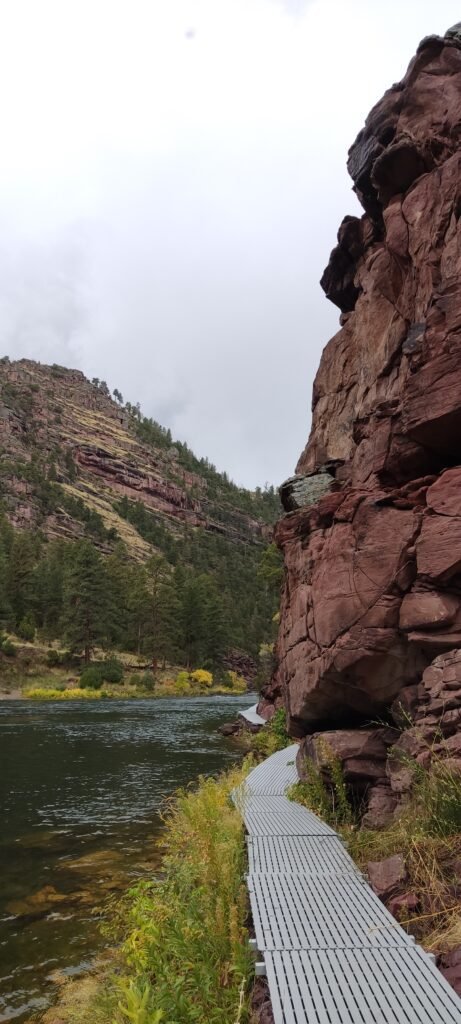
[6,530,40,627]
[34,541,67,640]
[202,579,228,665]
[62,541,109,662]
[142,555,178,671]
[0,546,11,629]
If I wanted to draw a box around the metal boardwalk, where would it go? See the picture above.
[236,723,461,1024]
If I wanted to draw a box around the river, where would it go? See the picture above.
[0,694,253,1022]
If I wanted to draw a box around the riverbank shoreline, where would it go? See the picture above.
[1,694,254,1023]
[31,761,253,1024]
[0,687,256,701]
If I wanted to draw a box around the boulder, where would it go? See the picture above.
[367,854,407,900]
[218,721,240,737]
[439,948,461,997]
[279,472,334,513]
[399,592,459,631]
[298,728,397,793]
[361,784,398,829]
[387,891,419,920]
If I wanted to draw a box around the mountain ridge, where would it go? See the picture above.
[0,356,277,552]
[0,356,281,661]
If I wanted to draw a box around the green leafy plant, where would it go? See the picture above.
[17,614,36,642]
[113,980,161,1024]
[288,742,353,828]
[252,708,289,756]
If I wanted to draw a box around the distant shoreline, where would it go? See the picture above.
[0,689,257,702]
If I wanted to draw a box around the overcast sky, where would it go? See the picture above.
[0,1,459,488]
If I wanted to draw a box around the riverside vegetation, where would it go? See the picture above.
[38,762,254,1024]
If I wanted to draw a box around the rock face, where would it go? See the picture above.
[262,32,461,754]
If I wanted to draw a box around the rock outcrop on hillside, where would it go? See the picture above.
[261,28,461,825]
[0,359,271,552]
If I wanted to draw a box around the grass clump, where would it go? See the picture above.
[251,708,289,757]
[103,763,252,1024]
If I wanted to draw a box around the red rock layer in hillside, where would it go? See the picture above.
[261,28,461,754]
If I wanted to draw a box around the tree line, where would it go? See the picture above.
[0,515,282,668]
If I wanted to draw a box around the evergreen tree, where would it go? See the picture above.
[6,531,41,627]
[257,542,283,590]
[142,555,178,671]
[62,541,109,662]
[0,530,11,629]
[201,579,228,665]
[33,541,67,641]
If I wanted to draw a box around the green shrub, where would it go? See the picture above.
[17,615,36,643]
[220,671,234,688]
[400,753,461,838]
[252,708,289,756]
[141,672,156,692]
[46,649,61,667]
[129,673,142,687]
[101,657,124,683]
[79,666,103,689]
[0,637,16,657]
[271,708,289,744]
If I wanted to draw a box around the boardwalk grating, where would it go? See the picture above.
[236,719,461,1024]
[247,835,358,876]
[248,872,410,950]
[239,744,299,795]
[265,948,461,1024]
[243,803,336,837]
[239,703,266,726]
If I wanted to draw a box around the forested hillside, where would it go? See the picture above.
[0,358,281,668]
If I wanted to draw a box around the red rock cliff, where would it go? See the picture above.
[264,28,461,755]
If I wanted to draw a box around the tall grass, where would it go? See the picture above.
[105,763,253,1024]
[343,751,461,951]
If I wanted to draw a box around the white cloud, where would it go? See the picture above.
[0,0,459,485]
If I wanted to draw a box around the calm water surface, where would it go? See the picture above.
[0,695,253,1022]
